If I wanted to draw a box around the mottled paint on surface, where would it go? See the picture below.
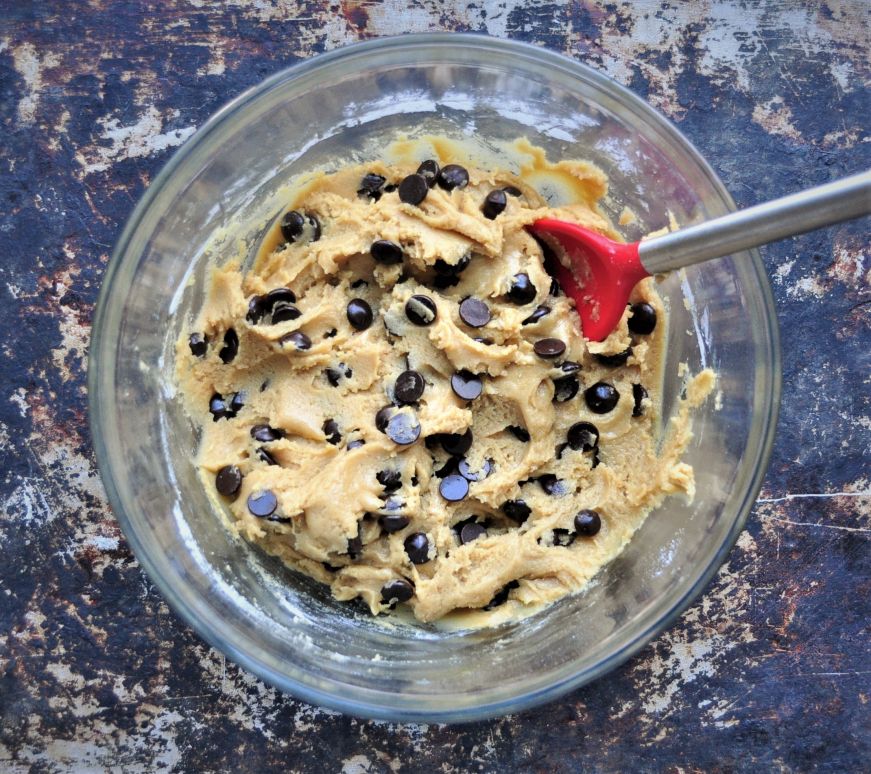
[0,1,868,771]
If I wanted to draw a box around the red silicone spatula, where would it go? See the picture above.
[529,170,871,341]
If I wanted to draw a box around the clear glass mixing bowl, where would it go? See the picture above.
[89,35,780,722]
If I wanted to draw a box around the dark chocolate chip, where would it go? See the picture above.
[219,328,239,363]
[484,580,519,610]
[358,172,386,200]
[458,457,493,482]
[549,276,562,296]
[555,442,568,460]
[404,532,431,564]
[308,215,321,242]
[434,456,458,478]
[256,447,279,466]
[595,348,632,367]
[632,384,648,417]
[628,302,657,335]
[380,495,405,513]
[441,430,473,456]
[229,392,245,414]
[503,185,523,197]
[534,338,566,358]
[472,336,493,345]
[553,375,579,402]
[324,328,338,339]
[209,393,230,421]
[386,411,421,445]
[271,301,301,324]
[347,534,363,560]
[325,362,352,387]
[539,474,568,496]
[347,298,374,331]
[266,287,296,306]
[280,331,311,351]
[381,578,414,604]
[417,159,440,186]
[371,239,404,264]
[460,521,486,544]
[507,425,530,442]
[481,189,508,219]
[247,490,277,518]
[376,469,402,492]
[347,439,365,450]
[405,294,437,326]
[585,382,620,413]
[521,305,550,325]
[507,273,537,305]
[350,279,368,289]
[280,210,306,242]
[246,295,267,324]
[375,405,396,432]
[459,297,491,328]
[501,499,531,523]
[552,528,576,547]
[451,370,483,401]
[575,509,602,536]
[567,422,599,451]
[439,474,469,502]
[215,465,242,497]
[189,332,208,357]
[398,173,429,205]
[323,418,341,445]
[395,370,426,404]
[437,164,469,191]
[380,513,410,533]
[560,361,582,374]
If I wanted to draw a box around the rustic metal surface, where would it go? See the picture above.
[1,1,869,771]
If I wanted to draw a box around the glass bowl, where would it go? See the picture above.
[89,34,780,722]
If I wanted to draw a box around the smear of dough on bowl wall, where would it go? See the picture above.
[174,136,715,627]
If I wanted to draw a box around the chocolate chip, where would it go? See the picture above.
[380,495,405,513]
[347,439,365,450]
[552,528,575,547]
[358,172,386,200]
[347,533,363,560]
[266,287,297,305]
[247,490,277,518]
[380,513,410,533]
[567,422,599,451]
[324,328,338,339]
[595,348,632,367]
[395,370,425,404]
[521,305,550,325]
[347,298,374,331]
[585,382,620,413]
[404,532,431,564]
[326,363,352,386]
[501,499,531,523]
[441,430,473,456]
[435,456,459,479]
[215,465,242,497]
[507,273,537,305]
[229,392,245,414]
[417,159,440,187]
[458,457,492,482]
[451,370,483,401]
[539,474,568,496]
[256,447,278,466]
[371,239,404,264]
[553,376,579,402]
[381,578,414,604]
[280,331,311,351]
[460,521,486,544]
[459,297,491,328]
[503,185,523,197]
[628,302,657,335]
[209,393,230,421]
[376,469,402,492]
[246,296,267,324]
[560,361,582,374]
[405,294,437,326]
[375,405,396,432]
[482,189,508,219]
[435,254,471,276]
[323,418,341,445]
[308,215,321,242]
[189,333,208,357]
[439,474,469,502]
[219,329,239,363]
[534,338,566,358]
[575,509,602,536]
[549,277,562,297]
[632,384,648,417]
[398,173,429,205]
[251,424,279,442]
[280,210,306,242]
[271,301,301,324]
[386,411,421,445]
[507,425,530,442]
[472,336,493,345]
[484,580,519,610]
[437,164,469,190]
[350,279,368,290]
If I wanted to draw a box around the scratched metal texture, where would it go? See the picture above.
[0,1,868,771]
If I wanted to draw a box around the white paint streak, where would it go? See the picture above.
[10,42,61,125]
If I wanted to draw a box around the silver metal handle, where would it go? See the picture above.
[638,170,871,273]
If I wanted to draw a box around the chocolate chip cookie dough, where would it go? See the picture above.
[176,151,714,624]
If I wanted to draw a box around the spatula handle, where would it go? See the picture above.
[638,169,871,274]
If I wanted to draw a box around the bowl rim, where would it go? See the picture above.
[88,32,781,723]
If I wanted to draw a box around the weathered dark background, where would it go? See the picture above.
[1,1,869,771]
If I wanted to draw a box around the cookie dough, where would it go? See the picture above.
[176,153,714,624]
